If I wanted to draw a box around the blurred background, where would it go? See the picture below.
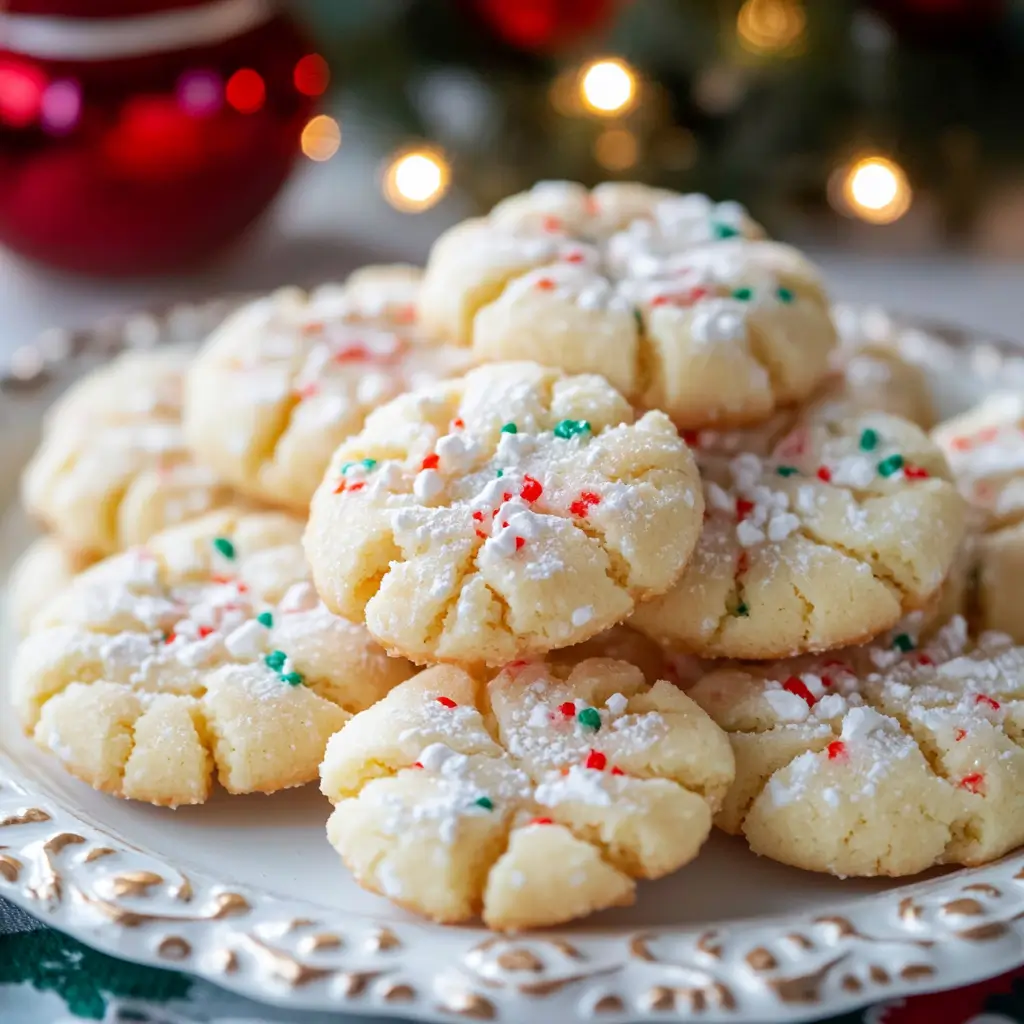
[1,0,1022,354]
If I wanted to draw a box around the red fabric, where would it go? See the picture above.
[0,11,313,275]
[869,967,1024,1022]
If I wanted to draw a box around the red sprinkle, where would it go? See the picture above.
[333,479,347,494]
[421,453,440,471]
[954,728,967,742]
[975,694,1001,710]
[435,696,458,709]
[917,654,933,666]
[585,750,607,771]
[783,677,817,707]
[536,278,556,291]
[569,491,601,517]
[530,817,554,826]
[611,765,625,776]
[452,417,465,429]
[958,773,985,794]
[347,481,365,492]
[197,626,214,639]
[651,295,672,307]
[333,345,369,363]
[681,430,700,447]
[296,383,319,400]
[816,466,832,482]
[395,304,417,324]
[515,536,526,551]
[301,320,324,336]
[563,251,585,264]
[164,632,177,645]
[558,701,576,717]
[210,574,233,585]
[736,551,749,575]
[903,464,931,480]
[736,498,755,520]
[950,436,972,451]
[542,215,563,232]
[472,510,484,521]
[411,762,423,769]
[826,740,847,761]
[520,475,543,502]
[476,530,487,539]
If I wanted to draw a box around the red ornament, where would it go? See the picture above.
[0,0,316,275]
[468,0,617,52]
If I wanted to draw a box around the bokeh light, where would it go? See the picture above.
[0,60,46,127]
[579,58,637,115]
[294,54,330,97]
[301,114,341,161]
[40,79,82,134]
[382,147,450,212]
[225,69,265,114]
[737,0,806,56]
[594,128,638,171]
[176,69,222,117]
[832,155,913,224]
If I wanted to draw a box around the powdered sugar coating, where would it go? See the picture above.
[184,266,476,510]
[11,510,414,806]
[631,404,966,659]
[420,180,837,429]
[21,347,234,557]
[687,616,1024,876]
[305,362,704,667]
[320,656,734,930]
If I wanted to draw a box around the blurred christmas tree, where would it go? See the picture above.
[292,0,1024,247]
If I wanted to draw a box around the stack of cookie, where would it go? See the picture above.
[9,180,1023,934]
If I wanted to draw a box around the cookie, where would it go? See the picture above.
[687,617,1024,876]
[631,405,966,659]
[11,510,414,806]
[320,655,735,930]
[183,267,476,510]
[305,362,704,666]
[420,180,837,429]
[8,537,95,635]
[22,347,234,557]
[933,394,1024,641]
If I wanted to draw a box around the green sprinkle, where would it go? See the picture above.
[577,707,602,731]
[500,423,518,434]
[553,419,591,440]
[859,428,879,452]
[474,796,494,811]
[341,458,377,475]
[212,537,235,560]
[264,649,287,671]
[776,286,795,303]
[893,633,914,653]
[496,469,504,478]
[713,222,739,240]
[877,454,904,477]
[731,286,753,301]
[776,465,799,477]
[280,671,304,687]
[633,307,644,331]
[256,611,273,628]
[734,602,749,617]
[361,458,377,470]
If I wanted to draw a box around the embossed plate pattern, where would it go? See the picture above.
[1,301,1024,1023]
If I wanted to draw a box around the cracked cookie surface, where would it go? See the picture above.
[630,405,966,659]
[320,655,734,930]
[934,393,1024,642]
[184,266,475,510]
[11,509,415,806]
[304,362,704,666]
[22,347,235,557]
[420,180,836,429]
[687,617,1024,876]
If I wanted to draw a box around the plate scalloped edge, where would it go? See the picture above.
[3,758,1024,1023]
[3,301,1024,1022]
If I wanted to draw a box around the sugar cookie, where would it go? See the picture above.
[320,656,734,929]
[305,362,704,666]
[631,405,966,659]
[933,394,1024,641]
[688,617,1024,876]
[7,537,95,635]
[420,180,837,428]
[184,267,475,510]
[11,510,414,806]
[22,347,234,557]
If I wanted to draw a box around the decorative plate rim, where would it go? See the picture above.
[2,299,1024,1023]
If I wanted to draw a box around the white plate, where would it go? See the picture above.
[2,303,1024,1024]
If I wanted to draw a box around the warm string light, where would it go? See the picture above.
[382,147,450,212]
[594,128,638,171]
[301,114,341,161]
[579,58,637,115]
[737,0,806,56]
[831,155,913,224]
